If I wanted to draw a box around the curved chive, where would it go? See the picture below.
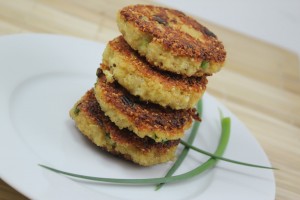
[155,99,203,190]
[180,140,276,169]
[38,114,231,186]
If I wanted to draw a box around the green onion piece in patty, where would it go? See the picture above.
[200,61,209,69]
[73,107,80,116]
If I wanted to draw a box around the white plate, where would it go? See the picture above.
[0,34,275,200]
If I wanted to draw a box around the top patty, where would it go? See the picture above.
[117,4,226,76]
[94,69,198,142]
[102,36,207,109]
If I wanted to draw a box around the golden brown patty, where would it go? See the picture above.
[117,5,226,77]
[102,36,207,109]
[70,89,180,166]
[94,69,197,142]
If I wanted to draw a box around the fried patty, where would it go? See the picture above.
[117,5,226,77]
[70,89,180,166]
[102,36,207,110]
[94,69,197,142]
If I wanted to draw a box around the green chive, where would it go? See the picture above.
[38,107,275,188]
[200,61,209,69]
[38,111,231,186]
[180,140,277,170]
[155,99,203,190]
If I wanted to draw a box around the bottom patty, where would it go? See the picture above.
[69,89,180,166]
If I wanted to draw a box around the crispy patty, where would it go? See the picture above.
[70,89,180,166]
[102,36,207,110]
[117,5,226,77]
[94,69,197,142]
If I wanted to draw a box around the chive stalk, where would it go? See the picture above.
[179,140,276,170]
[155,99,203,190]
[38,117,230,185]
[39,103,275,188]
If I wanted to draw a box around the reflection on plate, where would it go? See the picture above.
[0,34,275,200]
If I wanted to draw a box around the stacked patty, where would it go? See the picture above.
[117,5,226,77]
[70,90,181,166]
[70,5,226,166]
[102,36,208,110]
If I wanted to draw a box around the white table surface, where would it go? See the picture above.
[156,0,300,60]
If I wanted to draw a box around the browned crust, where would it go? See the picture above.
[119,4,226,63]
[96,69,196,134]
[77,89,180,153]
[106,36,208,92]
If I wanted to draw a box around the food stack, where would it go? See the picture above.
[70,5,226,166]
